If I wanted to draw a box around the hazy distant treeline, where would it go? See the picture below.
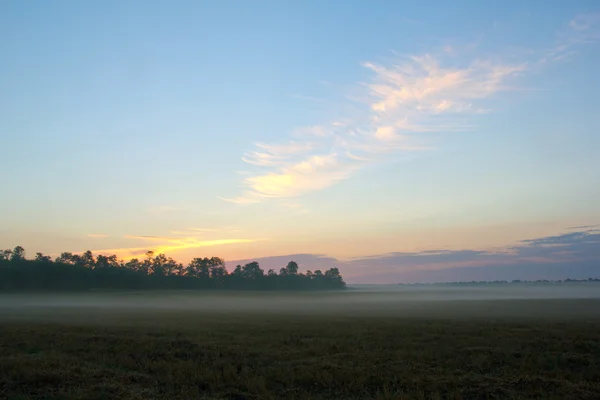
[397,279,600,286]
[0,246,346,291]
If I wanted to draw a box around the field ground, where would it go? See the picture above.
[1,291,600,399]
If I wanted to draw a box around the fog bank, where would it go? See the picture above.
[1,283,600,324]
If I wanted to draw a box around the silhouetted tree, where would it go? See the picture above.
[286,261,299,275]
[242,261,264,280]
[150,253,168,276]
[325,267,345,286]
[10,246,25,262]
[81,250,95,268]
[35,252,52,263]
[208,257,227,281]
[173,260,185,277]
[163,257,178,276]
[125,258,141,271]
[139,251,154,275]
[0,249,13,261]
[55,252,75,265]
[187,257,210,279]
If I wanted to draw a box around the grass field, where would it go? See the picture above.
[1,289,600,399]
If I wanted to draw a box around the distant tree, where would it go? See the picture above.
[150,253,169,276]
[173,260,185,276]
[55,252,75,264]
[107,254,119,268]
[163,257,179,276]
[208,257,227,281]
[242,261,264,280]
[187,257,210,278]
[285,261,299,275]
[10,246,25,262]
[70,254,84,267]
[139,251,154,275]
[95,255,107,269]
[81,250,95,268]
[34,252,52,263]
[325,267,345,285]
[95,254,119,269]
[125,258,142,271]
[0,249,13,261]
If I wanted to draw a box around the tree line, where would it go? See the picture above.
[0,246,346,291]
[398,278,600,286]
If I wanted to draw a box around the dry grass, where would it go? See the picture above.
[1,298,600,399]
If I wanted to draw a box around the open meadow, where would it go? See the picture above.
[1,284,600,399]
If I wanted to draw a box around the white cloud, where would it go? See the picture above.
[228,55,523,202]
[239,153,355,199]
[363,56,526,117]
[374,126,396,140]
[242,142,318,167]
[225,16,595,204]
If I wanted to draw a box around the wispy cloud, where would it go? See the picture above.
[568,13,600,33]
[173,227,243,235]
[242,142,317,167]
[94,236,260,260]
[151,237,259,256]
[226,43,530,204]
[223,15,597,205]
[363,56,527,117]
[542,13,600,63]
[81,227,260,260]
[568,224,600,230]
[124,235,175,241]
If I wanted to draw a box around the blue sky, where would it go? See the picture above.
[1,1,599,282]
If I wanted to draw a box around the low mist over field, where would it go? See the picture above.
[2,283,600,325]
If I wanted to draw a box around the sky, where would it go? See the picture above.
[1,0,599,283]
